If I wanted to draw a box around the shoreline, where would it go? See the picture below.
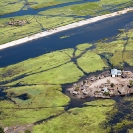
[0,8,133,50]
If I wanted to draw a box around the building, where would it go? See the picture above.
[111,69,122,77]
[102,87,109,93]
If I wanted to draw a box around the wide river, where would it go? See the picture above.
[0,12,133,67]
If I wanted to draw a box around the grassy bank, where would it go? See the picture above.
[33,99,115,133]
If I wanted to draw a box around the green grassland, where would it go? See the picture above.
[94,28,133,67]
[5,85,70,107]
[77,51,107,73]
[33,99,115,133]
[0,85,69,126]
[30,0,80,9]
[0,101,65,126]
[0,42,106,86]
[129,129,133,133]
[75,43,92,56]
[0,50,72,82]
[0,0,24,16]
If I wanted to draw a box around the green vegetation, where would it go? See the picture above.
[75,43,92,56]
[0,126,4,133]
[0,43,108,86]
[0,0,24,16]
[93,28,133,67]
[5,85,70,107]
[33,99,115,133]
[30,0,79,9]
[95,40,125,54]
[110,51,123,66]
[25,130,31,133]
[129,129,133,133]
[111,83,115,87]
[0,85,69,126]
[77,51,107,73]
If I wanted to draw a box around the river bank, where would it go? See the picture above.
[0,7,133,50]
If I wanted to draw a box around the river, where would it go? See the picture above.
[0,12,133,67]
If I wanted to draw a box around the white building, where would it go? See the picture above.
[111,69,122,77]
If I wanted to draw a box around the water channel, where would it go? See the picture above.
[0,0,99,19]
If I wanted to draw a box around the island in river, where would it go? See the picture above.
[69,69,133,99]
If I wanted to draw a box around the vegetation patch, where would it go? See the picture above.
[77,51,107,73]
[33,99,115,133]
[0,85,70,126]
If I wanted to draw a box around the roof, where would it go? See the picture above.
[111,69,117,75]
[102,87,109,93]
[117,70,122,73]
[111,69,122,75]
[117,70,122,75]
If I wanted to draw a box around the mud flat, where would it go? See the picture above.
[0,8,133,50]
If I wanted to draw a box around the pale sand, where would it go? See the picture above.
[0,8,133,50]
[90,77,129,88]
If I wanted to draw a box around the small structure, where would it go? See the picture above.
[123,71,133,78]
[82,89,89,95]
[102,87,109,93]
[111,69,122,77]
[118,88,126,96]
[72,91,78,95]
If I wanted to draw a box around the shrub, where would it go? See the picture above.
[75,86,80,91]
[129,80,133,86]
[25,130,31,133]
[0,126,4,133]
[83,80,86,85]
[111,83,115,87]
[104,92,109,96]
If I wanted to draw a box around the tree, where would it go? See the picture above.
[83,80,86,85]
[129,80,133,86]
[0,126,4,133]
[25,130,31,133]
[111,83,115,87]
[75,86,80,91]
